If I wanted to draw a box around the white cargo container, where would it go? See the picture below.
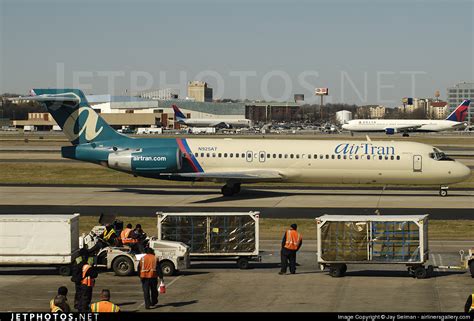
[136,127,162,135]
[316,214,431,278]
[0,214,80,275]
[157,211,261,269]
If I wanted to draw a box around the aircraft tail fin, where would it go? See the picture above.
[172,104,187,121]
[446,99,470,122]
[26,89,128,145]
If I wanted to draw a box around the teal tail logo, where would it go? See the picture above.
[31,89,127,145]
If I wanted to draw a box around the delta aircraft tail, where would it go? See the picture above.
[446,99,470,122]
[172,104,187,122]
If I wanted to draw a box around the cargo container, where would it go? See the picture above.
[157,211,261,269]
[316,215,431,278]
[0,214,80,275]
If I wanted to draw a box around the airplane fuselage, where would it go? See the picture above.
[343,119,464,132]
[68,138,471,186]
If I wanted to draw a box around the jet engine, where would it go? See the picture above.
[385,128,397,135]
[108,148,182,173]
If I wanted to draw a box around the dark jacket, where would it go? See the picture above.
[465,294,473,314]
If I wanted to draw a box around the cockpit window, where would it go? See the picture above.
[429,148,453,161]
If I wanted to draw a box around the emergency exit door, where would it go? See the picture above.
[413,155,422,172]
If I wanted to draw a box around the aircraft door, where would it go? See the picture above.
[259,151,266,163]
[246,151,253,162]
[413,155,422,172]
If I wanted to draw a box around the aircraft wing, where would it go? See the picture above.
[383,125,423,132]
[164,170,284,183]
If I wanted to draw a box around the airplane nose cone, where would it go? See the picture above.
[342,124,349,130]
[456,162,471,181]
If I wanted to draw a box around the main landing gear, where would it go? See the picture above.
[439,186,448,197]
[221,183,241,197]
[402,131,410,137]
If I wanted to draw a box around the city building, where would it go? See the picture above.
[187,81,213,102]
[428,101,448,119]
[447,82,474,123]
[245,102,301,122]
[335,110,352,124]
[137,88,179,100]
[369,105,386,119]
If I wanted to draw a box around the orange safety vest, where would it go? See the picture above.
[90,301,120,313]
[120,228,138,244]
[284,229,302,251]
[51,306,63,313]
[81,264,95,287]
[139,254,158,279]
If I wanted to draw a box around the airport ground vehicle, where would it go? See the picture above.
[316,214,432,278]
[433,248,474,277]
[157,211,261,269]
[80,217,190,276]
[136,127,162,134]
[0,214,80,276]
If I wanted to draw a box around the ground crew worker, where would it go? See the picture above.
[50,287,70,312]
[71,248,89,310]
[90,289,121,313]
[132,224,147,253]
[51,295,68,313]
[465,293,474,314]
[78,258,98,312]
[138,247,164,309]
[121,224,139,246]
[279,223,303,275]
[101,224,118,246]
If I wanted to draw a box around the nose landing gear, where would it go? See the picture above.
[439,186,448,197]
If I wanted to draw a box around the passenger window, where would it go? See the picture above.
[343,155,347,160]
[296,154,300,159]
[201,153,204,157]
[290,154,294,159]
[224,153,227,158]
[195,153,198,157]
[367,155,371,160]
[379,155,382,160]
[218,153,222,158]
[331,155,335,159]
[267,154,271,159]
[337,155,341,159]
[308,154,311,159]
[319,155,323,159]
[279,154,282,159]
[236,153,239,158]
[284,154,288,159]
[212,153,216,158]
[384,155,388,160]
[230,153,233,158]
[391,155,394,160]
[325,155,329,159]
[273,154,277,158]
[242,153,245,158]
[396,156,400,160]
[355,155,359,160]
[206,153,210,158]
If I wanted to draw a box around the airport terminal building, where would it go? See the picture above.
[12,95,302,130]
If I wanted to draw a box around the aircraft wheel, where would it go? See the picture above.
[221,185,234,197]
[402,133,409,137]
[232,183,241,194]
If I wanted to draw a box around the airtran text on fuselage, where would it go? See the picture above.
[335,143,395,155]
[133,155,167,162]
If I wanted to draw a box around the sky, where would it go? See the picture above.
[0,0,473,105]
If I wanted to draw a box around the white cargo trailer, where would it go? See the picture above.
[316,214,431,278]
[157,211,261,269]
[0,214,80,275]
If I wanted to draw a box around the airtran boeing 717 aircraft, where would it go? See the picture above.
[22,89,471,197]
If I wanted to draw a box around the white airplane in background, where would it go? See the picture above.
[173,104,251,129]
[18,89,472,198]
[342,100,470,136]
